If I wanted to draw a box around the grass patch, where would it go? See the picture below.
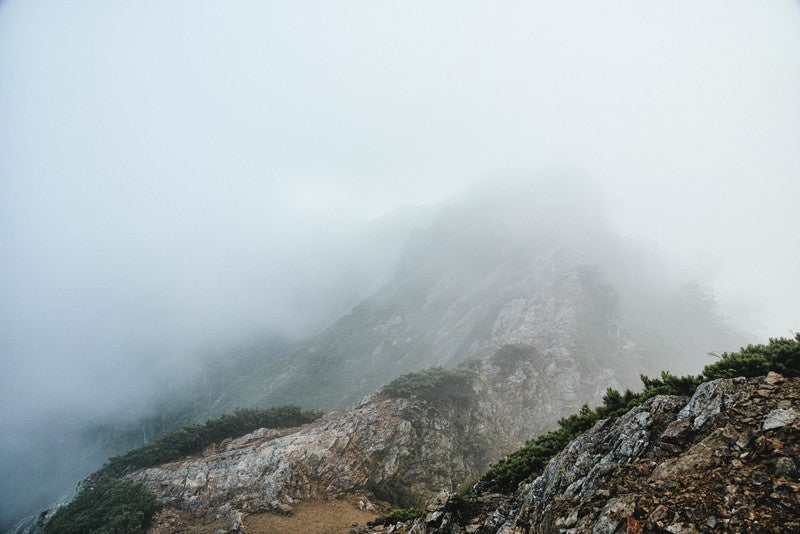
[371,507,425,526]
[367,477,421,510]
[382,366,476,406]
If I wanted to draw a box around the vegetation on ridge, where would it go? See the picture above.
[46,405,322,533]
[371,507,426,526]
[44,475,161,534]
[382,366,476,406]
[478,334,800,494]
[100,405,321,477]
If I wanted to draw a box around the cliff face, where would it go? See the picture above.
[128,342,644,529]
[130,369,504,521]
[378,373,800,533]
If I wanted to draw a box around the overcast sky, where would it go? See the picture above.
[1,1,799,426]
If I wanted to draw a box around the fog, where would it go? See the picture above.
[1,0,799,527]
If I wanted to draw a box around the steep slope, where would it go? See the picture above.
[256,182,659,411]
[380,373,800,533]
[130,395,477,516]
[32,181,753,533]
[239,180,747,415]
[120,342,642,532]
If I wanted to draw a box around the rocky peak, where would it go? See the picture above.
[131,395,476,517]
[377,373,800,533]
[128,342,645,532]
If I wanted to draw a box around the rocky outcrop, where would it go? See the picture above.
[131,390,494,519]
[472,344,622,449]
[375,373,800,533]
[129,341,650,526]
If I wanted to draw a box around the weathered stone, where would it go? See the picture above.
[666,523,699,534]
[450,377,800,534]
[678,379,741,429]
[648,504,669,524]
[626,517,644,534]
[555,509,579,528]
[763,407,797,430]
[130,395,490,513]
[592,495,636,534]
[660,419,692,443]
[136,370,800,533]
[765,372,784,385]
[427,511,443,523]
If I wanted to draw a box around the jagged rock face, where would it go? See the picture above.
[129,394,493,517]
[378,374,800,533]
[472,344,626,448]
[505,395,688,533]
[127,338,672,530]
[128,343,637,523]
[506,374,800,533]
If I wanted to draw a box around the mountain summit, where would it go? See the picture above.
[236,178,742,413]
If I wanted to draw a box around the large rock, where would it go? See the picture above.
[130,396,480,514]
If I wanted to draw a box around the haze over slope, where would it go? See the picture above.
[2,1,799,530]
[249,178,749,410]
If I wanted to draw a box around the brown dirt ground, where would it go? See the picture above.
[151,499,381,533]
[245,499,380,533]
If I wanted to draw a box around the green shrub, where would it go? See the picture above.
[382,366,476,406]
[640,371,703,398]
[45,475,162,534]
[702,333,800,380]
[372,507,425,525]
[490,344,537,375]
[367,477,421,509]
[102,405,321,476]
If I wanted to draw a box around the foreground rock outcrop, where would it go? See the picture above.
[377,373,800,533]
[130,395,480,517]
[128,343,632,528]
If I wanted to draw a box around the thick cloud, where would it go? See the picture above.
[1,0,798,527]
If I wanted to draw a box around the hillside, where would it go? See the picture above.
[236,182,747,413]
[19,184,755,533]
[372,335,800,533]
[34,340,649,533]
[124,343,631,530]
[376,372,800,533]
[39,336,799,533]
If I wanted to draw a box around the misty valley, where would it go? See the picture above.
[2,2,799,533]
[7,183,799,532]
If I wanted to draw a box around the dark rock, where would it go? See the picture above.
[774,457,797,477]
